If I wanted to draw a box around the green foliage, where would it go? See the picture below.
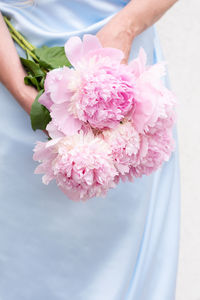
[20,45,72,131]
[24,75,41,91]
[33,46,72,70]
[21,57,45,77]
[21,57,45,91]
[30,90,51,131]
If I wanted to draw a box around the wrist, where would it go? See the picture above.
[116,6,140,40]
[118,1,150,39]
[18,85,38,115]
[109,12,136,46]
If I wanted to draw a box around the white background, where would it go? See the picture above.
[157,1,200,299]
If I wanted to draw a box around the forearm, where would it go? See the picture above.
[123,0,178,36]
[0,13,37,114]
[97,0,178,63]
[116,0,178,38]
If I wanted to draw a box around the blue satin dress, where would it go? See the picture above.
[0,1,180,299]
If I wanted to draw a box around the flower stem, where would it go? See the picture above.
[10,32,39,62]
[3,16,35,52]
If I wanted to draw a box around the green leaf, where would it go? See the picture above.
[30,90,51,131]
[24,74,41,91]
[33,46,72,70]
[20,57,45,77]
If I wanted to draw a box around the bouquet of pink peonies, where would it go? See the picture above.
[4,16,176,201]
[33,35,176,201]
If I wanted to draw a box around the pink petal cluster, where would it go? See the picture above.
[33,131,118,201]
[130,128,175,178]
[128,49,176,133]
[33,34,176,201]
[102,121,140,175]
[39,35,138,136]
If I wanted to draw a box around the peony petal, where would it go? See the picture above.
[50,103,83,135]
[46,137,62,147]
[38,92,53,111]
[50,68,73,104]
[89,47,124,62]
[144,62,166,84]
[44,68,63,92]
[46,121,65,139]
[129,47,147,76]
[82,34,102,55]
[132,97,156,133]
[33,141,57,161]
[64,36,83,67]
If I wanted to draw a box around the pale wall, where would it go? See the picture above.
[156,1,200,299]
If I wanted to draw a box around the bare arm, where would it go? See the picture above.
[122,0,178,37]
[0,12,37,114]
[97,0,178,63]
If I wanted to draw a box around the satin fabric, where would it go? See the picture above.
[0,1,180,299]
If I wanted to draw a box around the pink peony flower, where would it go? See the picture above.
[130,128,175,178]
[102,121,140,175]
[128,48,176,133]
[39,34,137,136]
[39,67,83,137]
[33,130,118,201]
[65,35,138,129]
[33,36,177,200]
[67,63,136,129]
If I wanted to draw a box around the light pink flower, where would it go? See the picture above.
[39,34,137,135]
[65,34,137,129]
[34,37,177,199]
[128,48,176,133]
[38,67,83,137]
[67,63,136,129]
[102,121,140,175]
[33,130,118,201]
[130,128,175,178]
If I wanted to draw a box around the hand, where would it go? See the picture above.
[96,10,134,64]
[96,0,179,65]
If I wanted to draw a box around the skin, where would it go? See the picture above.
[0,0,178,114]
